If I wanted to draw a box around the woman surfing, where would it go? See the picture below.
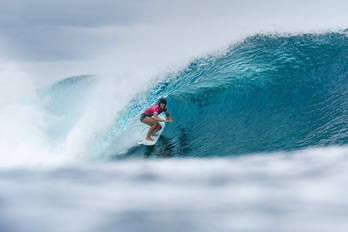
[140,98,173,141]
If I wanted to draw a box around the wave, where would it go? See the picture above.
[42,75,97,141]
[44,31,348,159]
[112,31,348,158]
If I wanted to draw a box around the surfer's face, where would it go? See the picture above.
[160,103,166,109]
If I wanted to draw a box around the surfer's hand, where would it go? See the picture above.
[166,119,172,122]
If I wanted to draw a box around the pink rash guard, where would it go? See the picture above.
[144,105,167,117]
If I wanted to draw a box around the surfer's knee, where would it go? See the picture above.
[152,121,159,127]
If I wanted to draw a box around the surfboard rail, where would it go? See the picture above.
[138,134,159,146]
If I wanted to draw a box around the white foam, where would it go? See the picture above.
[0,63,72,167]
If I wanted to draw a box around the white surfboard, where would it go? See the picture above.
[138,133,160,146]
[137,120,166,146]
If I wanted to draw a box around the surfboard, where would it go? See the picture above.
[138,120,165,146]
[138,133,160,146]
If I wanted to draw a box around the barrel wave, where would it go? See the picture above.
[113,32,348,158]
[45,32,348,159]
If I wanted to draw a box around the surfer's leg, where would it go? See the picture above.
[141,117,158,141]
[152,123,162,135]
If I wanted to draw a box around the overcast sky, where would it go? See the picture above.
[1,0,348,85]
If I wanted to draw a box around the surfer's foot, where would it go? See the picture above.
[145,137,154,141]
[152,132,159,137]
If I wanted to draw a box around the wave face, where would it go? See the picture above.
[115,32,348,158]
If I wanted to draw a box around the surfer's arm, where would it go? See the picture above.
[154,113,172,122]
[165,111,173,120]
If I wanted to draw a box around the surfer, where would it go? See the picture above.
[140,98,173,141]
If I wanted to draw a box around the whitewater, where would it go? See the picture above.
[2,1,348,231]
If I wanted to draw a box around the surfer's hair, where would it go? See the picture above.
[158,98,167,105]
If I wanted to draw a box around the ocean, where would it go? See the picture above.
[1,31,348,231]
